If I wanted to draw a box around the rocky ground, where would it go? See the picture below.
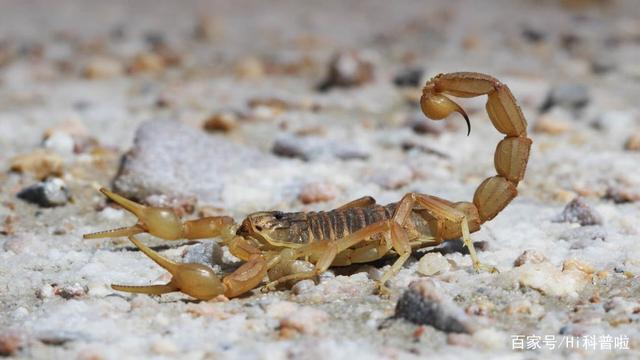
[1,0,639,359]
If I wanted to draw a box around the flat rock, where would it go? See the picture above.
[113,120,300,213]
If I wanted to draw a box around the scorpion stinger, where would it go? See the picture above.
[421,84,471,135]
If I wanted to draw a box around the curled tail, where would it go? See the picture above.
[420,72,532,224]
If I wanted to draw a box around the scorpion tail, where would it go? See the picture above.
[420,72,532,224]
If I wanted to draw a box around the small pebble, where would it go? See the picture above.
[298,182,338,204]
[36,284,55,299]
[202,112,239,133]
[182,241,223,267]
[2,234,45,255]
[625,133,640,151]
[395,279,474,333]
[75,345,105,360]
[521,26,546,43]
[558,225,607,245]
[38,330,84,346]
[272,136,308,159]
[266,301,299,318]
[447,333,473,347]
[185,303,230,319]
[471,328,508,351]
[553,197,603,226]
[604,297,640,315]
[540,83,590,112]
[409,118,445,135]
[515,262,589,297]
[513,249,548,267]
[359,265,382,281]
[98,207,124,221]
[317,51,374,91]
[54,282,88,299]
[417,253,450,276]
[278,306,329,336]
[17,178,70,207]
[151,339,179,355]
[465,299,495,316]
[533,112,572,135]
[247,98,291,112]
[43,132,75,155]
[562,258,595,274]
[0,331,23,356]
[83,57,124,79]
[128,52,165,73]
[193,15,223,41]
[505,299,534,315]
[235,57,265,79]
[291,279,316,295]
[10,150,63,180]
[604,186,640,203]
[393,67,423,88]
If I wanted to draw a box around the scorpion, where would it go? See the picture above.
[84,72,532,300]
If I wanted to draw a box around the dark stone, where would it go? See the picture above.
[395,279,473,334]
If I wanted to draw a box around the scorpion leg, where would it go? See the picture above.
[261,241,338,292]
[261,221,389,292]
[336,196,376,210]
[84,188,236,241]
[375,221,411,296]
[331,240,391,266]
[372,193,415,295]
[413,194,497,273]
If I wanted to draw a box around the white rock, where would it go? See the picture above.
[417,253,451,276]
[36,284,54,299]
[279,306,329,335]
[43,131,75,155]
[151,338,179,355]
[471,328,508,351]
[98,207,124,221]
[515,262,589,298]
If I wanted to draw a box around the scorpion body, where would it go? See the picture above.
[84,72,532,300]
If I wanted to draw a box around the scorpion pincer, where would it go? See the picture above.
[84,72,532,300]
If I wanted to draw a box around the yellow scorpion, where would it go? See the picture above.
[84,72,532,300]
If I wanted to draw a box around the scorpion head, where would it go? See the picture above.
[236,211,303,244]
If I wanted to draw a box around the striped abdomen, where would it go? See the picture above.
[298,203,397,243]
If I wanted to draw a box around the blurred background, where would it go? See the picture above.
[1,1,639,359]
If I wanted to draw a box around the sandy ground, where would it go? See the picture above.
[1,0,640,359]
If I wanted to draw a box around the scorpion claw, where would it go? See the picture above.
[112,236,226,300]
[84,188,185,240]
[83,224,144,239]
[111,283,178,296]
